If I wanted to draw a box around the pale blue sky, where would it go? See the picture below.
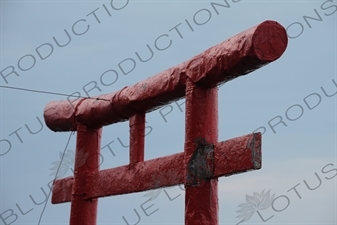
[1,1,336,225]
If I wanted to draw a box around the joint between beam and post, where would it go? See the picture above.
[72,171,97,199]
[186,138,215,186]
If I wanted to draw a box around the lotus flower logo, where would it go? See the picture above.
[236,189,275,224]
[49,149,89,179]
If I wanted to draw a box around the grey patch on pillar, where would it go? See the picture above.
[186,138,214,186]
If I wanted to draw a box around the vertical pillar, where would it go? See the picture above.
[184,78,219,225]
[70,125,102,225]
[129,113,145,164]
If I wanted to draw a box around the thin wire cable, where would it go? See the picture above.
[37,131,74,225]
[0,85,110,101]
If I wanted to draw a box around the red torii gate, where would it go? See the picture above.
[44,20,288,225]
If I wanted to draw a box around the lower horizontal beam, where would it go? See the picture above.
[214,132,261,177]
[52,152,184,203]
[52,133,261,204]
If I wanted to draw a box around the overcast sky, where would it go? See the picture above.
[0,0,336,225]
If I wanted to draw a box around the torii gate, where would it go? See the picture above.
[44,20,288,225]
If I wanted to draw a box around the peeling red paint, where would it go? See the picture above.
[184,78,219,225]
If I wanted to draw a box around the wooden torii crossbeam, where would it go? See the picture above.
[44,20,288,225]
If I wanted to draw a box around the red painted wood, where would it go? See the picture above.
[52,133,261,204]
[45,20,288,225]
[184,79,218,225]
[69,125,102,225]
[44,20,287,132]
[214,133,262,176]
[129,113,145,164]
